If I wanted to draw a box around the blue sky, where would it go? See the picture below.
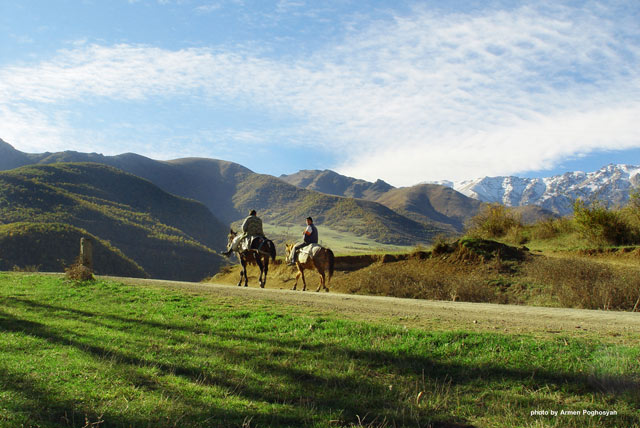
[1,0,639,186]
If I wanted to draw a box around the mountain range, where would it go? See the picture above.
[3,137,632,279]
[0,139,470,277]
[445,164,640,216]
[0,139,475,245]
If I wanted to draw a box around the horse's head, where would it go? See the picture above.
[226,228,238,251]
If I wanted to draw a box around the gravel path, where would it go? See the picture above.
[101,276,640,345]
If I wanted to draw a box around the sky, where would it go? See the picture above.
[1,0,639,186]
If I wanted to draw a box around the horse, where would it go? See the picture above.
[285,243,334,292]
[226,229,276,288]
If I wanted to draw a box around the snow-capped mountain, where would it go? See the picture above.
[448,164,640,216]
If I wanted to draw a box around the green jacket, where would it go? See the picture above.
[241,215,264,238]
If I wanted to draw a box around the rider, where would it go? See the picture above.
[287,216,318,265]
[224,209,265,256]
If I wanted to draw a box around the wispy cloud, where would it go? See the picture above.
[1,2,638,184]
[194,3,222,14]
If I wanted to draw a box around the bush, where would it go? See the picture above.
[65,260,95,281]
[466,204,522,239]
[573,199,638,246]
[530,217,574,240]
[521,256,640,310]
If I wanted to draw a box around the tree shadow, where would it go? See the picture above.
[1,298,638,428]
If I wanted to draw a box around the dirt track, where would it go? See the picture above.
[102,276,640,345]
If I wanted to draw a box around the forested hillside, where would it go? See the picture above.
[0,163,227,280]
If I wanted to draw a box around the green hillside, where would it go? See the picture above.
[0,141,453,248]
[375,183,485,232]
[0,163,226,281]
[233,174,445,245]
[0,222,147,277]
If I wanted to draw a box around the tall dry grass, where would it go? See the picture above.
[339,259,502,303]
[521,256,640,310]
[334,252,640,311]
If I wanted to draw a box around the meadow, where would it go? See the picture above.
[0,273,638,428]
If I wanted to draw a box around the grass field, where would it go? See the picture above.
[262,223,413,255]
[0,272,638,427]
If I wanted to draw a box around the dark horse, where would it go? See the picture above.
[226,229,276,288]
[285,243,334,292]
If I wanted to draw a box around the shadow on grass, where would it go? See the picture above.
[1,297,638,428]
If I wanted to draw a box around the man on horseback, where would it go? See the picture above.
[223,209,264,256]
[286,216,318,266]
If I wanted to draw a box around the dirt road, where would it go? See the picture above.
[103,276,640,345]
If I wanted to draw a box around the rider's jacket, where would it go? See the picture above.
[241,215,265,238]
[303,223,318,244]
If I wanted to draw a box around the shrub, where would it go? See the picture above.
[65,259,95,281]
[572,199,638,246]
[466,204,522,239]
[530,217,574,240]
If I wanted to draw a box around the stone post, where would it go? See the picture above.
[80,237,93,270]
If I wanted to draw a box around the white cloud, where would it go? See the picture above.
[1,2,639,184]
[194,3,222,14]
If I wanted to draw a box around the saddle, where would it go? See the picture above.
[297,243,322,263]
[240,236,268,252]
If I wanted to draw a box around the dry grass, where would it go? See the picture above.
[64,259,95,281]
[521,255,640,311]
[211,240,640,311]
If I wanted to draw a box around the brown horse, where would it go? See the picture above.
[285,243,334,292]
[226,229,276,288]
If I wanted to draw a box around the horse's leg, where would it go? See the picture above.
[300,267,308,291]
[242,258,249,287]
[262,256,269,289]
[323,262,330,292]
[316,266,325,292]
[292,268,301,290]
[255,256,265,288]
[237,257,245,287]
[322,260,330,292]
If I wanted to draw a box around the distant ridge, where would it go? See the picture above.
[280,169,393,201]
[451,164,640,215]
[0,139,568,251]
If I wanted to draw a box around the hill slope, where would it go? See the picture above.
[0,163,227,280]
[0,222,147,277]
[0,141,445,246]
[374,183,484,232]
[233,173,443,245]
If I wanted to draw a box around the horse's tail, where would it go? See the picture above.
[327,248,335,280]
[269,239,276,261]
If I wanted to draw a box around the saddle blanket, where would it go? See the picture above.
[239,236,266,252]
[298,243,322,263]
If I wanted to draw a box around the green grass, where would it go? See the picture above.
[0,272,638,427]
[262,222,413,255]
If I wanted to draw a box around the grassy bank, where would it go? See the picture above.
[214,241,640,311]
[0,273,638,427]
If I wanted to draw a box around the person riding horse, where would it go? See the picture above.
[287,216,318,266]
[223,209,264,256]
[223,209,276,288]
